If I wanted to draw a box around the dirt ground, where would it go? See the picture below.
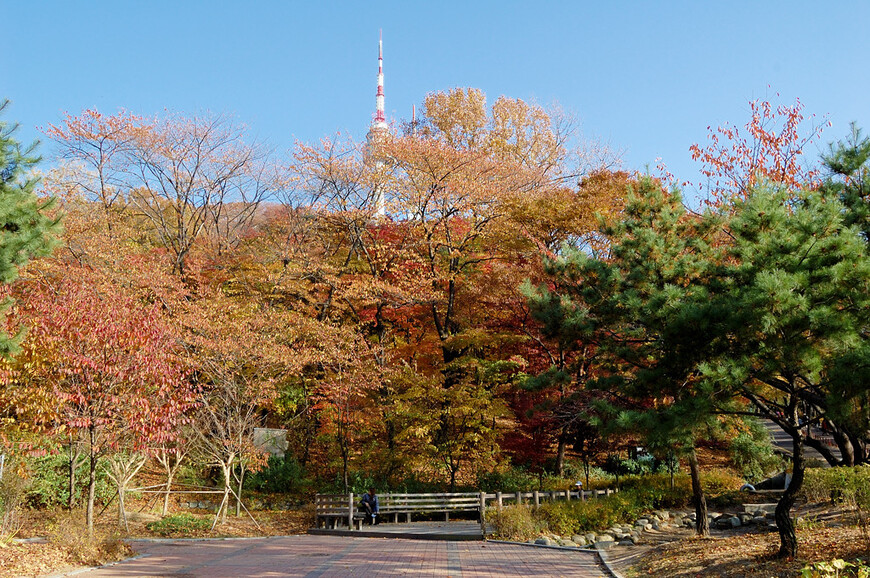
[628,504,870,577]
[0,502,312,577]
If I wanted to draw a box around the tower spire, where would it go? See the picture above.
[373,29,387,128]
[367,30,388,218]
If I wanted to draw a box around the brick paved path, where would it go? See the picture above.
[68,535,608,577]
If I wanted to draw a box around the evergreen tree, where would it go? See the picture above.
[822,122,870,243]
[0,99,61,354]
[529,177,870,557]
[526,177,725,537]
[706,185,870,557]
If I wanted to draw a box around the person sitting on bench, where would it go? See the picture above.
[360,487,379,525]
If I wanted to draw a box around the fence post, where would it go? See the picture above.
[348,493,354,530]
[533,490,540,508]
[496,491,503,510]
[479,492,486,536]
[515,491,522,506]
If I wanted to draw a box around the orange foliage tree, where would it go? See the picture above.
[689,95,829,204]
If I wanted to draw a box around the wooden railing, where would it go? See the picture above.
[314,488,619,532]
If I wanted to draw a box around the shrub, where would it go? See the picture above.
[0,468,28,543]
[48,512,131,565]
[476,467,539,493]
[730,418,784,482]
[488,505,540,540]
[802,466,870,543]
[26,451,113,508]
[700,468,744,495]
[145,513,212,537]
[619,473,691,509]
[245,455,308,494]
[801,558,870,577]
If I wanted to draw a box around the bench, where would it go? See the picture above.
[314,494,365,530]
[314,492,485,529]
[313,488,619,531]
[379,492,481,523]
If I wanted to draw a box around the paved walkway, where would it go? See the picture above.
[309,520,487,540]
[60,535,608,577]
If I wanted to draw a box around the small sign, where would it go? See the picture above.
[253,428,288,457]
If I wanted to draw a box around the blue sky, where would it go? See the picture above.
[4,1,868,206]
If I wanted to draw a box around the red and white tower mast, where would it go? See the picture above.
[373,29,388,131]
[367,30,388,217]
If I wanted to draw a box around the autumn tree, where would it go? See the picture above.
[689,96,828,204]
[47,110,283,278]
[6,265,195,536]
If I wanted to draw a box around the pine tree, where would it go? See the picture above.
[822,122,870,243]
[526,177,724,537]
[0,99,61,354]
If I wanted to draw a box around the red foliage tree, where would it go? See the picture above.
[8,265,196,535]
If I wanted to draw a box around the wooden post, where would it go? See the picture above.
[479,492,486,536]
[566,489,572,501]
[534,491,540,508]
[496,491,503,510]
[515,491,522,506]
[606,488,612,496]
[348,493,354,530]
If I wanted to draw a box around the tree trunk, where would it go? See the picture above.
[688,449,709,537]
[86,428,97,539]
[583,460,590,490]
[775,430,806,558]
[220,461,232,525]
[235,465,246,517]
[162,469,175,517]
[67,440,81,510]
[555,433,567,478]
[117,485,128,531]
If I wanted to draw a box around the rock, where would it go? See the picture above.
[728,516,742,528]
[751,516,767,526]
[636,518,649,526]
[655,510,671,520]
[597,533,615,542]
[535,537,554,546]
[584,533,597,543]
[739,513,754,524]
[560,540,578,547]
[651,520,661,530]
[594,540,616,550]
[572,535,587,546]
[618,539,634,546]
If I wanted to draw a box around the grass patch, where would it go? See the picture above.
[145,513,212,537]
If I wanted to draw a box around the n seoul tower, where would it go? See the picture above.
[366,30,388,217]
